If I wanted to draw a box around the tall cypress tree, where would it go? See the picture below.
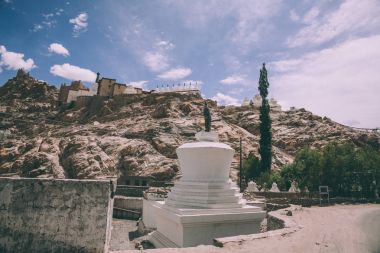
[258,63,272,173]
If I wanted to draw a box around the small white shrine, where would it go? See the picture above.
[147,130,265,247]
[269,182,280,192]
[241,97,250,107]
[288,180,300,193]
[251,94,282,111]
[246,181,259,192]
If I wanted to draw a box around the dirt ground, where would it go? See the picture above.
[109,219,139,251]
[111,204,380,253]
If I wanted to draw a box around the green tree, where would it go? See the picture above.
[242,154,260,180]
[280,148,323,191]
[258,63,272,173]
[279,142,380,197]
[257,170,285,191]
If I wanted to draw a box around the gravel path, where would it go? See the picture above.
[109,219,139,251]
[360,208,380,253]
[111,204,380,253]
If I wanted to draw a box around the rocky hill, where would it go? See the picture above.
[1,72,379,182]
[0,69,57,112]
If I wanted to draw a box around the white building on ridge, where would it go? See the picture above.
[242,94,282,111]
[154,82,201,94]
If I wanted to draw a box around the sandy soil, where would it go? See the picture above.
[112,204,380,253]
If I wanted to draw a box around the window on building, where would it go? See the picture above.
[125,180,130,185]
[142,180,147,186]
[134,180,139,186]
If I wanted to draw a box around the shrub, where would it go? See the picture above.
[242,153,260,181]
[279,142,380,197]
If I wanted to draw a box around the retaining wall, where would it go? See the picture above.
[115,185,149,197]
[114,196,142,211]
[0,177,115,253]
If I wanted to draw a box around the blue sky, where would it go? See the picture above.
[1,0,379,128]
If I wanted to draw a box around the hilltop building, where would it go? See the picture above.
[58,73,202,104]
[241,97,250,107]
[96,76,142,97]
[243,94,282,111]
[252,94,262,108]
[97,72,143,97]
[58,72,143,104]
[15,69,46,86]
[153,82,200,94]
[15,68,30,80]
[269,98,282,111]
[58,80,98,104]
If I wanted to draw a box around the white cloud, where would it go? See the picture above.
[43,13,54,19]
[69,12,88,36]
[55,9,64,16]
[108,5,176,75]
[156,40,175,50]
[165,0,282,52]
[31,24,43,32]
[228,88,245,96]
[48,43,70,57]
[143,52,169,72]
[0,45,36,71]
[287,0,380,47]
[50,63,96,82]
[30,12,57,32]
[302,7,320,24]
[126,80,148,89]
[220,75,247,85]
[211,92,240,106]
[289,9,300,22]
[227,0,283,52]
[42,20,57,28]
[158,67,192,80]
[141,40,175,72]
[271,35,380,128]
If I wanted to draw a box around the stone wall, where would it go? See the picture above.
[0,177,115,253]
[98,79,115,97]
[245,191,316,199]
[267,213,285,230]
[75,95,94,108]
[115,185,149,197]
[114,196,142,211]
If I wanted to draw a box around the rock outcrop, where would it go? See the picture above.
[1,72,379,182]
[0,69,57,112]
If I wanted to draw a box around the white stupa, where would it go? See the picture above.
[270,182,280,192]
[288,181,300,193]
[241,97,250,107]
[148,130,265,247]
[246,181,259,192]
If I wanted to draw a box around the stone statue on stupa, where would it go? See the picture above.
[203,101,211,132]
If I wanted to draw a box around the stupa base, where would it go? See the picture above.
[149,201,265,248]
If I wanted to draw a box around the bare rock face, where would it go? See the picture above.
[151,104,169,119]
[0,70,57,113]
[178,103,192,115]
[151,134,181,159]
[221,106,380,156]
[18,152,59,178]
[1,138,64,178]
[60,137,116,179]
[1,72,379,182]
